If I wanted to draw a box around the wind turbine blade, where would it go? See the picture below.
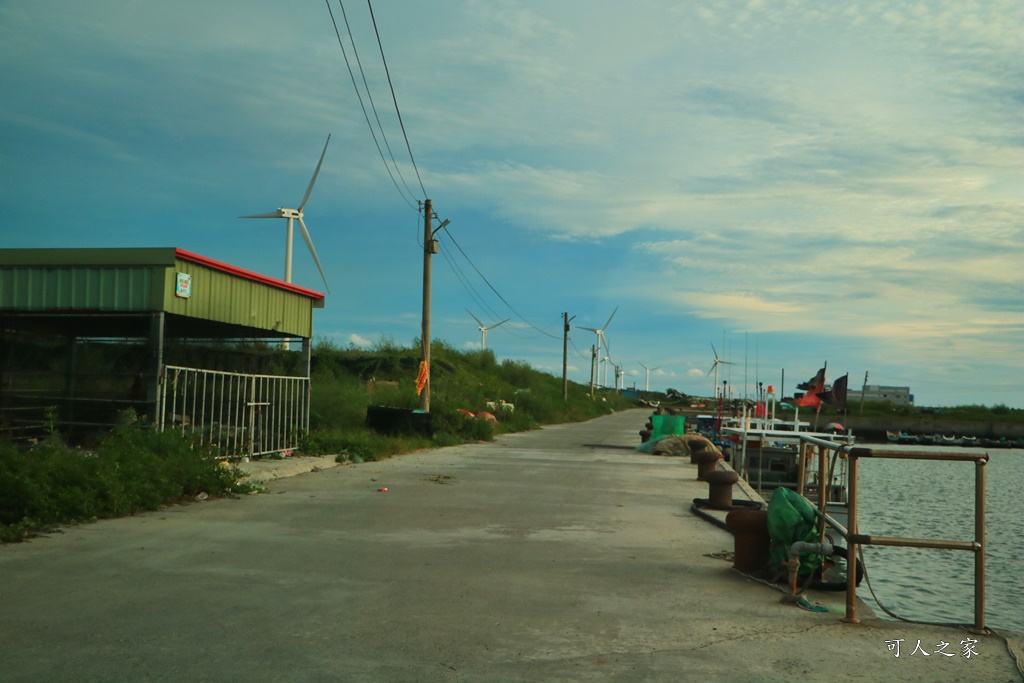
[491,318,511,329]
[576,326,598,333]
[240,211,282,219]
[297,217,330,294]
[603,305,619,331]
[465,309,485,327]
[711,342,720,360]
[639,362,648,370]
[298,134,331,211]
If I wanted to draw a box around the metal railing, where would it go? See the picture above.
[771,436,988,632]
[842,447,988,632]
[157,365,310,459]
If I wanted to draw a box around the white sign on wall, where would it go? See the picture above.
[175,272,192,298]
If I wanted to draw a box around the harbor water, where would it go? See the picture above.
[853,444,1023,633]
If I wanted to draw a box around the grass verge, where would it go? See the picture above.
[0,428,255,543]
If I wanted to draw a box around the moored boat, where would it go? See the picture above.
[722,422,854,530]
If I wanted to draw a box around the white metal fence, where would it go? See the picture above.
[157,365,309,458]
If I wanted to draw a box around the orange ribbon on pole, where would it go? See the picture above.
[415,361,429,396]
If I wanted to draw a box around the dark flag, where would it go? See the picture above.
[821,373,849,409]
[796,367,825,391]
[795,367,826,407]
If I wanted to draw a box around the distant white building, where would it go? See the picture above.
[848,384,914,406]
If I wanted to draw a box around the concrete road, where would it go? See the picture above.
[2,409,1021,682]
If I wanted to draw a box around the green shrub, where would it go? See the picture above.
[0,428,247,543]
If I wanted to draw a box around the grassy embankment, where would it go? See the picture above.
[1,338,638,542]
[300,337,637,460]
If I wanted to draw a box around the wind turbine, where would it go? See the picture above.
[639,362,660,392]
[707,342,735,399]
[466,309,510,350]
[241,135,332,294]
[577,306,618,388]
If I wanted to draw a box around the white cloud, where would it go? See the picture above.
[348,334,374,348]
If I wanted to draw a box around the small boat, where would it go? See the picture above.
[959,436,980,447]
[916,433,936,445]
[723,422,855,530]
[937,434,960,446]
[887,430,917,444]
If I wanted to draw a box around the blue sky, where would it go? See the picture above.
[1,1,1021,407]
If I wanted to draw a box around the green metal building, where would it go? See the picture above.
[0,247,325,455]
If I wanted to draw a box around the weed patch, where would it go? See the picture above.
[0,429,250,543]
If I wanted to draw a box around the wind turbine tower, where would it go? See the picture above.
[577,306,618,390]
[466,310,510,350]
[639,362,660,392]
[707,342,735,398]
[241,135,332,293]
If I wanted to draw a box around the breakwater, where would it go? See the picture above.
[839,415,1024,443]
[662,406,1024,444]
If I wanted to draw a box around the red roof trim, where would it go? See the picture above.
[174,248,325,300]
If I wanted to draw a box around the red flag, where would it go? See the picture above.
[795,368,826,407]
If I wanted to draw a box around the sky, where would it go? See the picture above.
[1,0,1021,408]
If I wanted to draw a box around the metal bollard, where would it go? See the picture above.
[704,469,739,508]
[694,450,720,481]
[726,509,771,573]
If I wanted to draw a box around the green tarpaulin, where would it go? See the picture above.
[766,487,823,573]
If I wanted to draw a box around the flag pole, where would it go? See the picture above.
[813,361,827,432]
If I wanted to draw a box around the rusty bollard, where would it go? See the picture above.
[689,441,707,465]
[704,469,739,509]
[726,509,771,573]
[694,450,720,481]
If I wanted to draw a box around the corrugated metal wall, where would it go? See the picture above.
[1,265,158,310]
[162,257,313,337]
[0,248,315,338]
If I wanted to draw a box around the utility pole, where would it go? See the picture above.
[419,199,449,413]
[562,312,574,401]
[589,345,597,397]
[860,371,869,414]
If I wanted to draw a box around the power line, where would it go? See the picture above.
[439,229,561,340]
[336,0,420,204]
[367,0,427,198]
[437,241,506,326]
[325,0,417,208]
[435,240,535,341]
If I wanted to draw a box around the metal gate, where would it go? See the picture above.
[157,365,309,458]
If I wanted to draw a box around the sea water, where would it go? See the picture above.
[854,445,1023,633]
